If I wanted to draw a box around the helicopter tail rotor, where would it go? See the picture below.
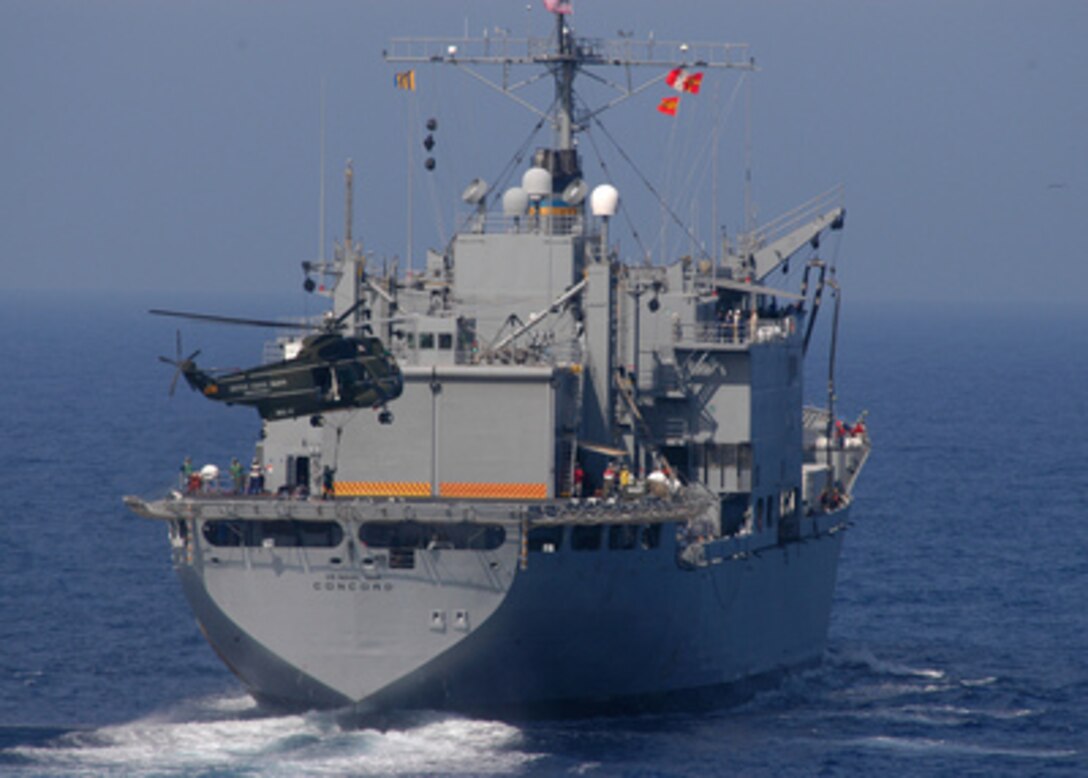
[159,331,201,396]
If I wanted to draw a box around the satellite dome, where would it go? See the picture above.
[502,187,530,216]
[590,184,620,217]
[522,167,552,199]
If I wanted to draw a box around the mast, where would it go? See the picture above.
[384,26,755,156]
[345,160,354,247]
[555,13,575,152]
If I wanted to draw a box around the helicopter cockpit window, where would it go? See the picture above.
[318,340,355,360]
[420,333,435,349]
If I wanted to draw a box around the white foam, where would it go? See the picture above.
[10,698,541,777]
[832,646,947,680]
[845,735,1078,760]
[960,675,998,687]
[862,703,1039,728]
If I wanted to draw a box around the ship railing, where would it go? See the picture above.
[803,405,831,433]
[175,472,249,498]
[734,185,843,256]
[140,487,710,528]
[460,212,585,237]
[386,35,751,70]
[673,316,798,347]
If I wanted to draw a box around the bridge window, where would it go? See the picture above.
[420,333,435,349]
[438,333,453,350]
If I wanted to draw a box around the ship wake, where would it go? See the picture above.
[5,693,540,777]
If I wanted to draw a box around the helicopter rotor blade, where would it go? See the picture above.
[331,298,367,331]
[150,309,319,332]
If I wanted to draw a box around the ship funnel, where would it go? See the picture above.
[522,167,553,200]
[502,187,530,216]
[590,184,620,217]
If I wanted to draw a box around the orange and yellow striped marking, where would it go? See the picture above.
[335,481,431,498]
[439,482,548,500]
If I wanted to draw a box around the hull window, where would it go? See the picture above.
[570,525,603,551]
[202,520,344,548]
[527,525,564,553]
[640,524,662,549]
[608,524,638,550]
[358,521,506,551]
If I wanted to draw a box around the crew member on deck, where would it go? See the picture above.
[229,458,244,494]
[247,459,263,495]
[322,466,336,500]
[602,461,617,497]
[181,456,193,492]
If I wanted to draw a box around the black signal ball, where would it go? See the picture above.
[303,277,316,293]
[426,117,438,131]
[424,157,436,171]
[423,134,435,151]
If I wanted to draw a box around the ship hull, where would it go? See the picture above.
[173,509,847,718]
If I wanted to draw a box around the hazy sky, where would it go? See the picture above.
[2,0,1085,305]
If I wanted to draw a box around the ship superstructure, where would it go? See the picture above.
[126,12,870,717]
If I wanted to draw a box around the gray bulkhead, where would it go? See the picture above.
[452,231,583,332]
[618,260,805,538]
[323,366,568,498]
[259,227,587,500]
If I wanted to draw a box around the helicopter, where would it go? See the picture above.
[153,302,403,426]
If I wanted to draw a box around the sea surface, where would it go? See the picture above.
[1,292,1085,776]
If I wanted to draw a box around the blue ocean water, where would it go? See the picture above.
[1,292,1085,776]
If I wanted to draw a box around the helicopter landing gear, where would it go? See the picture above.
[378,408,394,425]
[310,414,324,428]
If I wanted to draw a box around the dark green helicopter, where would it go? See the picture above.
[153,302,403,425]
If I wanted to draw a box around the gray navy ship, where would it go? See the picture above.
[126,10,871,718]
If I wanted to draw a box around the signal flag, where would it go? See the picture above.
[657,96,680,116]
[394,70,416,91]
[543,0,573,14]
[665,68,704,94]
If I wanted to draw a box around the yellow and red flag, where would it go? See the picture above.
[394,70,416,91]
[657,96,680,116]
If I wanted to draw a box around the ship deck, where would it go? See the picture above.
[123,490,711,527]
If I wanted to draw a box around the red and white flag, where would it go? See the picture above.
[665,68,704,94]
[542,0,572,14]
